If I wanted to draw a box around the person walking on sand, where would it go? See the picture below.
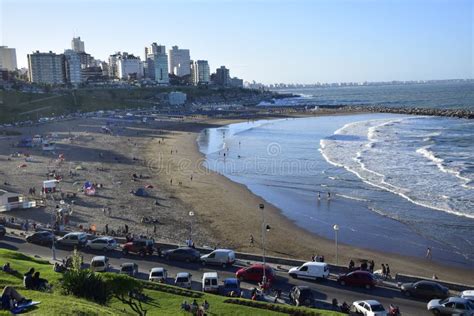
[426,247,432,260]
[385,264,391,280]
[105,224,109,235]
[381,264,386,277]
[250,234,254,247]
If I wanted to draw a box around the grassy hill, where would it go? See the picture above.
[0,249,342,315]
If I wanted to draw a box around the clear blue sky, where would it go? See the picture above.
[1,0,472,84]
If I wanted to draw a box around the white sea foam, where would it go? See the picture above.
[320,117,474,219]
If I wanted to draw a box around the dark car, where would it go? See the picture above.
[221,278,241,297]
[0,225,6,238]
[400,280,449,299]
[337,270,376,289]
[122,239,155,257]
[162,247,200,262]
[235,264,275,284]
[289,286,314,307]
[26,231,55,246]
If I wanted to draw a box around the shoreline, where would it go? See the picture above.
[145,114,474,284]
[0,113,472,285]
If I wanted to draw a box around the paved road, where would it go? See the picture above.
[0,234,431,315]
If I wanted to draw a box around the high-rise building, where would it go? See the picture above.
[27,51,65,85]
[215,66,230,86]
[64,49,82,85]
[192,60,210,85]
[116,52,142,80]
[71,37,85,52]
[108,53,121,79]
[169,46,191,77]
[145,43,169,84]
[0,46,17,71]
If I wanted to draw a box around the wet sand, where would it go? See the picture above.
[0,114,472,284]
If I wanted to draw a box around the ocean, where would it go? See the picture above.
[198,103,474,268]
[262,82,474,109]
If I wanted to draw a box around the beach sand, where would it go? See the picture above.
[1,114,472,284]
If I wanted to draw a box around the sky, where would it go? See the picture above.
[0,0,472,84]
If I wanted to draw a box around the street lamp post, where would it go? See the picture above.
[333,224,339,265]
[259,203,271,288]
[189,211,194,246]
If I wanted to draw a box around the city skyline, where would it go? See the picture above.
[1,0,473,84]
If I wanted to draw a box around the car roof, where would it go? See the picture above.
[303,261,327,266]
[446,297,470,303]
[121,262,135,267]
[349,270,371,275]
[355,300,382,305]
[213,249,234,253]
[176,272,190,277]
[462,290,474,297]
[294,285,311,290]
[95,236,114,240]
[150,267,165,272]
[92,256,106,261]
[65,232,85,236]
[224,278,238,283]
[203,272,218,278]
[249,263,272,269]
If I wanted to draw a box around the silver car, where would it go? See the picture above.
[427,297,474,315]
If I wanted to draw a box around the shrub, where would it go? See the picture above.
[61,269,108,304]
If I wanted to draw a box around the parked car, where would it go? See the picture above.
[0,225,6,238]
[400,280,449,299]
[120,262,138,277]
[427,297,474,315]
[122,239,154,257]
[221,278,241,297]
[202,272,219,293]
[26,231,55,246]
[86,237,118,251]
[350,300,387,316]
[162,247,200,263]
[461,290,474,303]
[57,232,88,247]
[90,256,109,272]
[149,267,167,283]
[175,272,192,289]
[200,249,235,267]
[236,264,275,284]
[288,262,329,280]
[337,271,376,289]
[289,286,314,307]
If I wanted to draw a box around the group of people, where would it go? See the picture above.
[181,299,209,315]
[348,259,376,273]
[311,254,325,262]
[23,268,49,292]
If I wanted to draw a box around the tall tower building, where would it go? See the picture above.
[0,46,17,71]
[192,60,210,85]
[145,43,169,84]
[64,49,82,85]
[215,66,230,86]
[71,37,85,53]
[169,46,191,77]
[27,51,65,84]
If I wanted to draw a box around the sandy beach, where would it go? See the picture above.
[1,113,473,285]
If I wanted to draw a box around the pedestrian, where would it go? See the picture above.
[190,175,193,181]
[317,191,321,200]
[153,224,157,234]
[170,178,173,185]
[426,247,432,260]
[369,260,375,272]
[311,254,315,262]
[125,224,129,234]
[105,224,109,235]
[327,192,331,199]
[385,264,391,280]
[381,264,386,276]
[250,234,254,247]
[320,255,325,262]
[349,259,355,270]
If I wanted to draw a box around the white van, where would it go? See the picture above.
[200,249,235,267]
[90,256,109,272]
[288,262,329,280]
[202,272,219,293]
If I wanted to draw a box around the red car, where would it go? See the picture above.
[236,264,275,284]
[337,271,376,289]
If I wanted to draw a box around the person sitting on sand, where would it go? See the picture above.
[1,286,32,310]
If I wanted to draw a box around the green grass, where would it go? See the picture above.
[0,249,342,315]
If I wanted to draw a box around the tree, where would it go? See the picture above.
[103,274,148,316]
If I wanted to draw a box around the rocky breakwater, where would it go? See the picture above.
[348,105,474,119]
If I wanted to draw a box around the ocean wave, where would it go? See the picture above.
[320,117,474,219]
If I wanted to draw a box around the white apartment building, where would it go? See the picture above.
[71,37,85,52]
[169,46,190,77]
[116,53,142,80]
[0,46,17,71]
[27,51,65,85]
[192,60,210,85]
[64,49,82,85]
